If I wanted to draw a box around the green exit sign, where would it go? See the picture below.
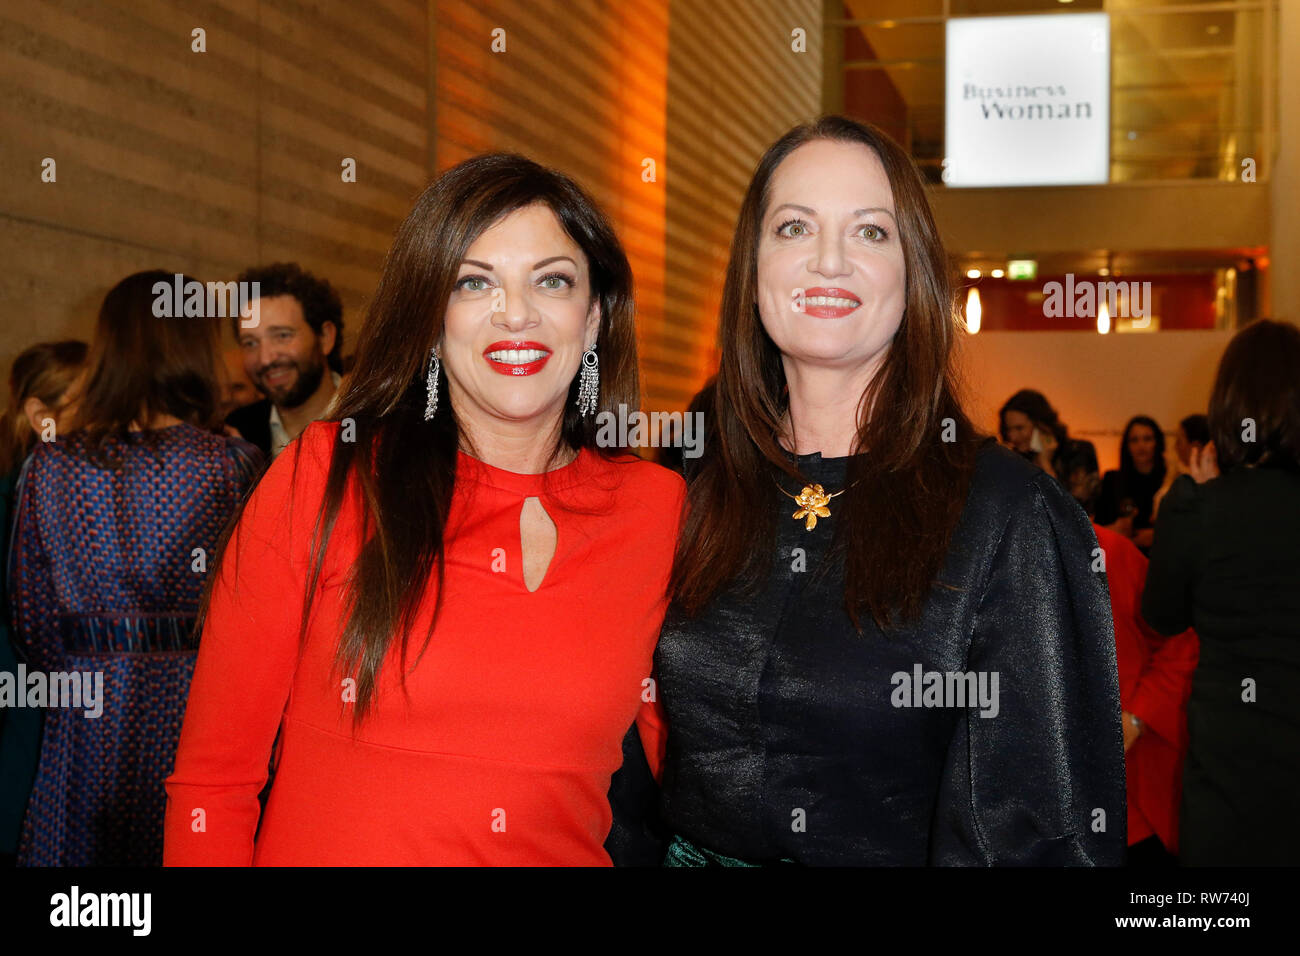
[1007,259,1037,281]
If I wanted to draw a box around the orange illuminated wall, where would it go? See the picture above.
[959,329,1233,475]
[431,0,669,409]
[610,1,669,408]
[840,7,907,149]
[661,0,823,407]
[430,0,823,414]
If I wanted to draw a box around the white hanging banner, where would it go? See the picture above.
[945,13,1110,187]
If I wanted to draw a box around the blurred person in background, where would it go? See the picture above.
[226,262,344,460]
[1174,414,1210,471]
[8,272,262,866]
[218,343,259,419]
[1092,520,1198,867]
[998,388,1099,510]
[1154,413,1210,519]
[0,340,87,866]
[1143,319,1300,866]
[1001,399,1196,868]
[1096,415,1168,553]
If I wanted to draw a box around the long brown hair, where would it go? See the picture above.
[0,340,88,474]
[70,270,223,464]
[211,153,640,724]
[1208,318,1300,472]
[670,115,986,631]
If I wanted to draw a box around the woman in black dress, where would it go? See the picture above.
[655,116,1126,866]
[1095,416,1168,553]
[1142,319,1300,866]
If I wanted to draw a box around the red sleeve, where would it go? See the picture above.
[164,423,335,866]
[634,467,686,785]
[1129,621,1199,749]
[1093,524,1198,749]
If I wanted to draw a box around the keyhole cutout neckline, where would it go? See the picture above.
[519,496,558,592]
[455,447,596,595]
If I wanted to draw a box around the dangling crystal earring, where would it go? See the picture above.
[576,345,599,418]
[423,345,441,420]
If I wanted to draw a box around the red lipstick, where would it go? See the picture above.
[483,340,552,376]
[798,286,862,319]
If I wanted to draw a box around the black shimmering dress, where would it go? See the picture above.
[654,441,1127,865]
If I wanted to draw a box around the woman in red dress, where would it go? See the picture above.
[1093,523,1198,863]
[164,154,683,865]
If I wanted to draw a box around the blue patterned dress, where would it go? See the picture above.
[8,424,262,866]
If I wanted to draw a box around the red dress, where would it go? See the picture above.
[164,421,682,865]
[1094,524,1198,853]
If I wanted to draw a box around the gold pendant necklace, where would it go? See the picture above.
[777,480,846,531]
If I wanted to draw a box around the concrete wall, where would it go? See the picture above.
[0,0,823,415]
[4,0,1275,430]
[0,0,428,373]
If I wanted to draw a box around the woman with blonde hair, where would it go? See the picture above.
[0,340,87,863]
[0,340,87,475]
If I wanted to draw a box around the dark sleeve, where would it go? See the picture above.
[223,437,267,498]
[1129,624,1198,749]
[930,473,1127,865]
[603,722,668,866]
[0,471,17,643]
[1141,475,1200,636]
[1093,470,1120,525]
[224,402,272,459]
[7,454,62,673]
